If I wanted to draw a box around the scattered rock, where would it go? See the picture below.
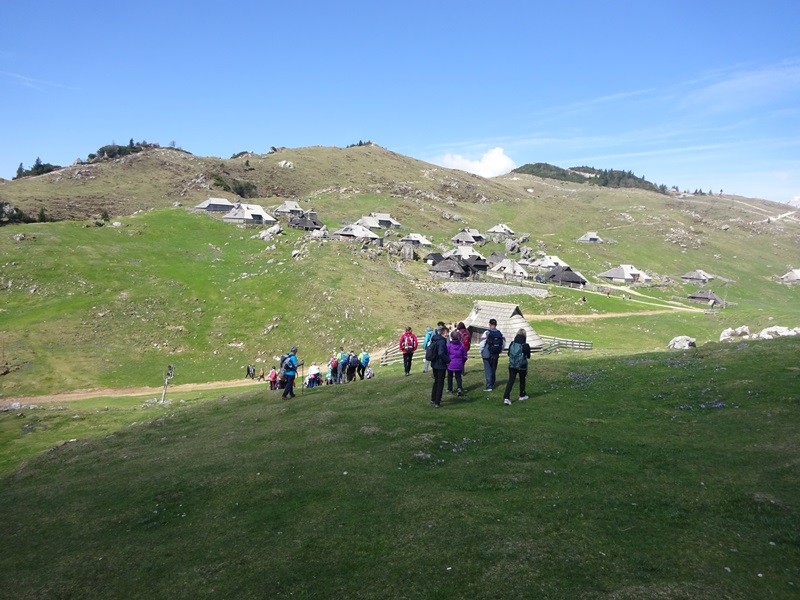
[668,336,696,350]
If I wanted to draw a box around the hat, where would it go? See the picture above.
[489,318,497,325]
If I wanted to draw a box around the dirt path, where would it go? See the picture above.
[1,378,266,408]
[530,308,703,322]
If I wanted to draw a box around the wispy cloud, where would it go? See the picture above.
[678,60,800,114]
[0,70,68,90]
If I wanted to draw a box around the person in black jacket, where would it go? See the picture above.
[428,324,450,407]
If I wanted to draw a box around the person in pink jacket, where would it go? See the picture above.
[446,329,469,396]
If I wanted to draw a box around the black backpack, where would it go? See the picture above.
[425,338,437,362]
[486,330,504,356]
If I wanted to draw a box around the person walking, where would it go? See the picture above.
[281,346,303,399]
[456,321,471,373]
[357,348,370,380]
[428,324,450,407]
[268,366,278,390]
[346,350,358,382]
[336,347,347,383]
[420,326,434,373]
[479,318,505,391]
[399,326,418,376]
[502,329,531,406]
[446,329,468,396]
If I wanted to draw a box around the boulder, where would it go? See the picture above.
[756,326,798,339]
[668,336,696,350]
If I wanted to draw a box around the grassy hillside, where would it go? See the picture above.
[1,338,798,598]
[0,144,522,221]
[1,146,799,399]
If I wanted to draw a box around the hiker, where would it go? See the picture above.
[328,352,339,383]
[479,318,505,391]
[346,350,358,382]
[446,329,468,396]
[246,364,255,379]
[364,365,374,379]
[336,347,347,383]
[325,363,334,385]
[307,363,321,388]
[456,321,471,372]
[257,367,265,381]
[421,325,434,373]
[268,366,278,390]
[357,348,370,380]
[281,346,303,399]
[428,324,450,407]
[399,326,418,376]
[502,329,531,406]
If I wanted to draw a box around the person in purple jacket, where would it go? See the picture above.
[446,329,469,396]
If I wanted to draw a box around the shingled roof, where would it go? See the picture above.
[461,301,544,350]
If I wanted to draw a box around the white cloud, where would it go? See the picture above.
[438,147,516,178]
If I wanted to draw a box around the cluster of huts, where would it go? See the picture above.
[194,197,401,242]
[194,198,796,306]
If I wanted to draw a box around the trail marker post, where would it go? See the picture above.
[161,364,175,402]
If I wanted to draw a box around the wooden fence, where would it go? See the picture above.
[536,335,593,354]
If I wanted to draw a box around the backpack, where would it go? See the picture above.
[341,353,350,367]
[508,342,528,370]
[485,330,504,356]
[402,334,416,351]
[330,357,338,370]
[425,338,437,362]
[277,354,289,379]
[360,353,370,367]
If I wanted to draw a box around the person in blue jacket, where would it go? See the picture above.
[421,325,434,373]
[281,346,303,399]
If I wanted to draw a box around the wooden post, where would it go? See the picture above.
[161,364,174,402]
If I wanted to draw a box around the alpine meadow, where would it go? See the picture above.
[1,143,799,599]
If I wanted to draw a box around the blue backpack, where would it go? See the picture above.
[508,342,528,370]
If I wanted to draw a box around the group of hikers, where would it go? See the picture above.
[400,319,531,407]
[253,346,374,401]
[252,317,530,407]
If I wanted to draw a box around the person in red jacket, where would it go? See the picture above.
[398,326,419,376]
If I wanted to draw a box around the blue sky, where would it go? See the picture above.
[2,1,799,203]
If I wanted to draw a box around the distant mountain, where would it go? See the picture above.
[512,162,663,193]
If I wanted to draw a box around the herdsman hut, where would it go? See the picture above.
[194,197,235,213]
[461,301,544,351]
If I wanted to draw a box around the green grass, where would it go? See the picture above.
[1,338,799,598]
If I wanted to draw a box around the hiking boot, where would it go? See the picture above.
[457,388,463,397]
[503,398,512,406]
[484,387,493,392]
[519,394,529,401]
